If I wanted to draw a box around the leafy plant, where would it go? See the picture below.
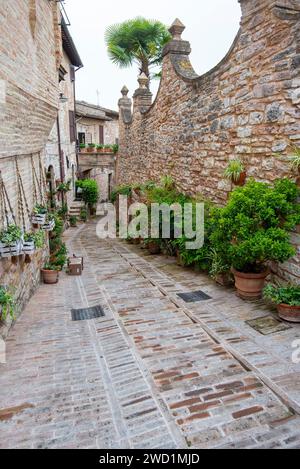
[57,180,71,193]
[69,215,78,227]
[105,17,171,80]
[80,143,86,149]
[0,286,15,321]
[112,144,119,154]
[78,179,99,207]
[88,143,96,148]
[0,225,22,244]
[24,230,45,249]
[97,144,104,150]
[57,203,68,220]
[224,159,245,183]
[80,208,88,222]
[111,184,133,203]
[210,179,300,273]
[43,263,59,271]
[33,204,47,215]
[263,284,300,306]
[287,146,300,172]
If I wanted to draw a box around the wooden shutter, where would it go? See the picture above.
[69,110,76,142]
[99,125,104,144]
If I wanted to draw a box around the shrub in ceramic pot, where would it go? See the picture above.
[264,284,300,323]
[210,179,300,299]
[41,263,60,284]
[0,286,15,322]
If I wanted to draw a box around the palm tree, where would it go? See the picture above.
[105,17,171,80]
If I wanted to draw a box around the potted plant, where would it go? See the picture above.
[0,286,15,322]
[32,204,47,225]
[87,143,96,153]
[144,238,161,255]
[42,214,55,232]
[96,144,104,152]
[69,215,78,227]
[0,224,23,258]
[104,145,113,153]
[56,180,71,193]
[224,159,246,186]
[80,143,86,153]
[208,248,233,287]
[80,208,88,222]
[41,263,60,284]
[210,179,300,299]
[264,284,300,323]
[112,144,119,154]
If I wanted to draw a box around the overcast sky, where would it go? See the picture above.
[67,0,241,111]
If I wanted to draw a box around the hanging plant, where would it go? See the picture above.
[0,286,15,321]
[32,204,48,225]
[56,180,71,193]
[0,224,23,258]
[42,214,55,232]
[224,159,246,186]
[23,230,45,254]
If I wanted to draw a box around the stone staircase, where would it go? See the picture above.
[69,200,85,217]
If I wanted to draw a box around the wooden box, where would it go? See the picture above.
[68,257,83,276]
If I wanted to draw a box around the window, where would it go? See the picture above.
[78,132,85,145]
[99,126,104,144]
[70,65,75,82]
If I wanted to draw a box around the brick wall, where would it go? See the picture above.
[0,0,61,336]
[118,0,300,283]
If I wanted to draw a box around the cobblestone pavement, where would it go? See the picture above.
[0,221,300,449]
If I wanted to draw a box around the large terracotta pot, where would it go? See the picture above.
[232,268,269,299]
[147,241,161,255]
[277,304,300,323]
[41,269,59,284]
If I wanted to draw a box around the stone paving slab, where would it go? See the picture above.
[0,221,300,449]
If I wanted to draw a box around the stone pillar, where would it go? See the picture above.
[133,74,153,114]
[162,18,191,58]
[118,86,132,124]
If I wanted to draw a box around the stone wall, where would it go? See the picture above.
[118,0,300,283]
[0,0,62,336]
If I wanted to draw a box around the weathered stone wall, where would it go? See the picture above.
[0,0,61,336]
[118,0,300,283]
[77,117,119,146]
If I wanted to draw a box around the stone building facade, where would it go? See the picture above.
[0,0,82,337]
[118,0,300,283]
[76,101,119,146]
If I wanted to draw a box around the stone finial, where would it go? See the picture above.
[137,73,149,90]
[121,85,129,97]
[169,18,185,40]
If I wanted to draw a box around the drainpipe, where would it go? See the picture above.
[56,114,65,205]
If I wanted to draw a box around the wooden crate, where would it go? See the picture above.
[68,257,83,276]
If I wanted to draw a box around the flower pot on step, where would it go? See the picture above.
[232,268,269,300]
[41,269,59,284]
[277,304,300,323]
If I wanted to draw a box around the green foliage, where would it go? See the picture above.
[0,286,15,321]
[0,225,22,244]
[210,179,299,273]
[33,204,47,215]
[80,208,88,222]
[57,180,71,193]
[88,143,96,148]
[105,17,171,79]
[288,146,300,172]
[69,215,78,227]
[80,143,86,149]
[224,159,245,182]
[111,184,133,203]
[78,179,99,206]
[112,144,119,154]
[57,203,68,220]
[97,144,104,150]
[43,263,60,271]
[24,230,45,249]
[263,284,300,306]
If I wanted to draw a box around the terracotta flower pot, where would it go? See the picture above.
[147,241,161,255]
[233,171,247,186]
[232,268,269,300]
[277,304,300,323]
[41,269,59,284]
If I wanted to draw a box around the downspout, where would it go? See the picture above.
[56,114,65,205]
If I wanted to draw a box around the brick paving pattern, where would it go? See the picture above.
[0,221,300,449]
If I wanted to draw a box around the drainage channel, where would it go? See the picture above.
[111,241,300,417]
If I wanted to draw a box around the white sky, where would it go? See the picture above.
[67,0,241,111]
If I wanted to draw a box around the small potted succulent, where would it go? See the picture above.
[0,224,23,258]
[41,263,60,284]
[0,286,15,322]
[87,143,96,153]
[264,284,300,323]
[69,215,78,227]
[224,159,246,186]
[32,204,48,225]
